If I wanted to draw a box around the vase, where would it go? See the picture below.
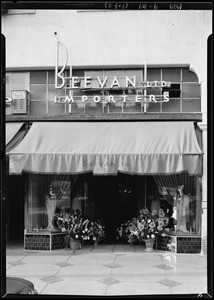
[93,237,100,247]
[93,241,98,247]
[145,238,155,252]
[45,196,57,231]
[70,239,81,250]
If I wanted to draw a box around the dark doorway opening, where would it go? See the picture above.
[93,174,138,243]
[6,175,25,248]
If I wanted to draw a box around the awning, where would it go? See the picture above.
[6,122,27,153]
[6,123,23,145]
[9,122,203,175]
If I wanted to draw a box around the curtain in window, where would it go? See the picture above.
[153,173,200,234]
[154,173,196,204]
[27,174,79,230]
[44,174,79,230]
[47,174,78,205]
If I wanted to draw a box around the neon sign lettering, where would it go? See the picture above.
[55,74,171,90]
[54,35,171,112]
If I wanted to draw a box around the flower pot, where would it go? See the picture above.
[69,239,81,250]
[145,238,155,252]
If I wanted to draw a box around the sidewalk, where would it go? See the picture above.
[6,243,207,296]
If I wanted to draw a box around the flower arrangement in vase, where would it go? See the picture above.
[88,220,106,246]
[54,209,105,250]
[118,208,170,251]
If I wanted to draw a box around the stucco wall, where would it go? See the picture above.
[2,10,212,121]
[1,10,211,70]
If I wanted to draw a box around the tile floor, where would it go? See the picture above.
[5,243,208,296]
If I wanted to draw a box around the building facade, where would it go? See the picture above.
[2,8,212,253]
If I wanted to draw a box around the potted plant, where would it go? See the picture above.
[118,208,170,251]
[54,210,83,250]
[88,220,106,246]
[54,210,106,249]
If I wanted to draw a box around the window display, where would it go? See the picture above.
[25,172,201,237]
[154,173,201,235]
[25,174,87,232]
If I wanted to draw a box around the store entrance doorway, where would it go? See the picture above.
[93,174,138,243]
[6,175,25,248]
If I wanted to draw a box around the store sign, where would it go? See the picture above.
[6,90,29,115]
[82,155,131,175]
[55,74,171,90]
[11,91,28,99]
[10,90,29,114]
[54,37,171,111]
[55,74,171,106]
[55,75,170,101]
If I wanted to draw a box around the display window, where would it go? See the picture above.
[25,174,88,231]
[152,173,201,235]
[25,172,201,237]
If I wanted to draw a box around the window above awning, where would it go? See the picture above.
[6,122,27,153]
[8,122,203,175]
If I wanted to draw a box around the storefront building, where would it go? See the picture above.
[2,8,212,254]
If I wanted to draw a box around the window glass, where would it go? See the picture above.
[85,102,104,114]
[30,85,47,100]
[69,101,85,114]
[30,101,46,115]
[6,85,11,97]
[72,69,84,77]
[83,71,103,89]
[182,83,200,98]
[48,85,66,99]
[182,68,199,82]
[6,73,29,103]
[146,102,161,112]
[48,69,81,84]
[147,88,162,96]
[48,101,65,115]
[162,84,181,98]
[6,73,10,85]
[83,90,104,112]
[162,68,181,82]
[122,96,141,113]
[147,69,161,81]
[64,101,84,114]
[48,71,55,84]
[6,68,201,116]
[162,99,181,112]
[30,71,47,84]
[25,174,88,231]
[11,72,29,86]
[73,89,84,97]
[124,70,142,84]
[182,99,201,112]
[153,173,201,235]
[108,103,123,113]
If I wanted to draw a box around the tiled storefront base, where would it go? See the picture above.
[24,232,201,253]
[157,235,201,253]
[24,231,66,250]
